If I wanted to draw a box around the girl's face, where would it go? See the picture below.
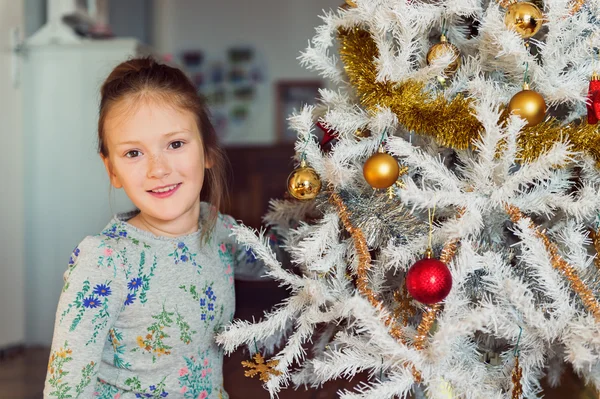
[101,98,211,228]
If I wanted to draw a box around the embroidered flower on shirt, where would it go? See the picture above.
[218,242,235,286]
[168,242,198,268]
[132,306,174,363]
[123,252,157,306]
[125,376,169,399]
[47,341,97,399]
[128,277,142,291]
[94,377,122,398]
[179,283,224,328]
[108,328,131,369]
[68,246,80,266]
[102,223,151,248]
[178,350,213,399]
[93,284,112,297]
[60,280,115,344]
[97,242,119,276]
[63,246,84,292]
[176,311,196,345]
[83,296,102,309]
[124,293,136,306]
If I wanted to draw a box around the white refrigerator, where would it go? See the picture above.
[22,38,149,345]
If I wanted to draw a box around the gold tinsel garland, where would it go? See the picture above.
[413,303,441,351]
[394,285,417,326]
[504,204,600,322]
[337,28,600,164]
[512,355,523,399]
[339,27,479,150]
[330,191,423,382]
[330,192,463,381]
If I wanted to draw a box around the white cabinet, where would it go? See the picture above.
[22,39,146,345]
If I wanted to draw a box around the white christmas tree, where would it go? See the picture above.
[216,1,600,398]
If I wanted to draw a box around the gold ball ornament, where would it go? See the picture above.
[504,2,543,39]
[344,0,357,6]
[426,35,461,77]
[287,160,322,201]
[363,149,400,189]
[508,83,546,127]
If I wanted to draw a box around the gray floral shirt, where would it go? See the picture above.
[44,202,277,399]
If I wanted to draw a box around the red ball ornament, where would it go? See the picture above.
[587,73,600,125]
[406,257,452,304]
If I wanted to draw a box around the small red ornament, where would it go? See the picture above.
[316,121,339,147]
[406,255,452,304]
[587,73,600,125]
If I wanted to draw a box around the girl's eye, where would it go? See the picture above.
[125,150,141,158]
[169,141,185,150]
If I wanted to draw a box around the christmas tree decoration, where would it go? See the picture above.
[338,27,481,150]
[338,188,422,247]
[393,285,417,326]
[589,228,600,269]
[504,2,544,39]
[426,34,461,77]
[286,159,322,200]
[587,72,600,125]
[511,328,524,399]
[316,121,339,147]
[330,190,423,382]
[406,208,454,305]
[505,203,600,321]
[512,355,523,399]
[338,27,600,164]
[354,128,371,139]
[241,353,283,383]
[569,0,585,14]
[507,82,546,127]
[363,146,400,189]
[406,250,453,305]
[345,0,357,6]
[216,2,600,398]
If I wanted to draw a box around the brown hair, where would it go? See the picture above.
[98,56,229,240]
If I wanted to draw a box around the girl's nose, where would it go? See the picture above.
[147,154,172,179]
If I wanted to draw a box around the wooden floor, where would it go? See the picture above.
[1,280,597,398]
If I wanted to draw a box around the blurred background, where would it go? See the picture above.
[0,1,343,397]
[0,1,594,398]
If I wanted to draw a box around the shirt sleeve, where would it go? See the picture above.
[216,213,287,282]
[43,235,126,399]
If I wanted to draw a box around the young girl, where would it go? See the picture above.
[44,57,277,399]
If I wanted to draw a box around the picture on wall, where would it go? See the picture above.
[276,80,323,144]
[179,46,268,145]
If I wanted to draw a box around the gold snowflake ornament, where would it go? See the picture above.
[241,353,283,383]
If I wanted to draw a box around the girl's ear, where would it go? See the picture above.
[204,151,214,169]
[101,155,123,189]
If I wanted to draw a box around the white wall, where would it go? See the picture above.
[152,0,341,145]
[0,0,25,348]
[23,0,45,38]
